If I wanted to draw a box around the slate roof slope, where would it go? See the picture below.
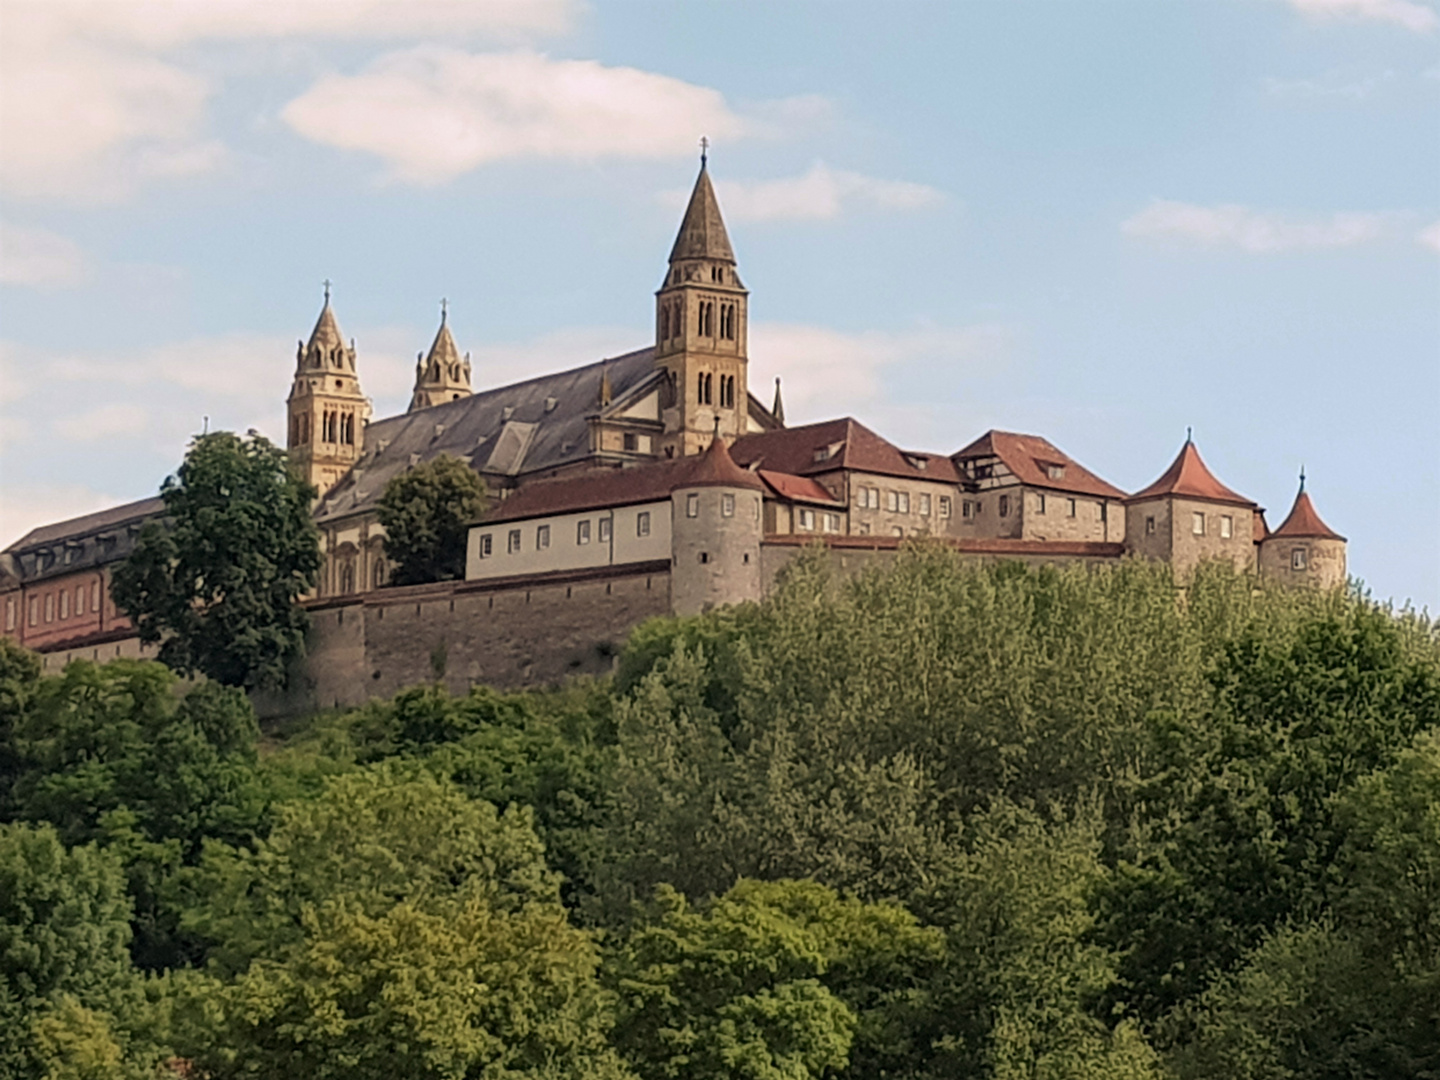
[3,496,166,585]
[315,347,662,524]
[5,496,165,553]
[1270,489,1345,541]
[731,418,961,483]
[670,163,736,264]
[952,430,1126,500]
[1127,440,1255,508]
[485,437,763,524]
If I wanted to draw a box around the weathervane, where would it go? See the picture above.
[1299,465,1306,492]
[440,297,448,321]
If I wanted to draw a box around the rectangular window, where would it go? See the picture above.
[623,432,638,452]
[799,508,815,530]
[1220,515,1233,539]
[480,534,493,558]
[962,500,973,520]
[1291,547,1308,570]
[898,492,910,514]
[999,495,1010,518]
[5,599,14,631]
[822,513,840,533]
[29,598,38,627]
[686,493,700,518]
[754,498,761,521]
[75,586,85,616]
[885,490,899,512]
[507,529,522,554]
[599,517,612,542]
[1037,493,1046,515]
[91,582,101,612]
[536,524,550,550]
[939,496,952,519]
[577,520,591,545]
[919,493,931,516]
[1068,498,1077,518]
[721,494,735,517]
[637,511,651,537]
[59,590,68,620]
[44,594,54,623]
[1192,511,1206,536]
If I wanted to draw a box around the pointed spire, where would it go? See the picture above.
[407,303,472,412]
[669,157,736,264]
[771,376,785,426]
[1127,438,1255,506]
[306,285,346,354]
[599,363,613,408]
[1271,476,1345,540]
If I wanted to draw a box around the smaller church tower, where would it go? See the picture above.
[669,434,765,616]
[1258,473,1347,589]
[286,284,370,498]
[408,301,473,412]
[655,149,750,458]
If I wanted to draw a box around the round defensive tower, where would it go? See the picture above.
[669,436,765,617]
[1258,476,1347,590]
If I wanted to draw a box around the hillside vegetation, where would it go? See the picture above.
[2,548,1438,1079]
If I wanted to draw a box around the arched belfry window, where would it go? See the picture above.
[660,306,669,341]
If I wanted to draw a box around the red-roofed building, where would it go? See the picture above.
[1125,438,1259,576]
[1257,479,1347,589]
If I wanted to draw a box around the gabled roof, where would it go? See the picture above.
[669,163,736,264]
[1126,440,1255,508]
[316,347,663,524]
[1270,488,1345,541]
[3,496,166,585]
[483,437,762,524]
[758,471,843,507]
[951,430,1126,499]
[730,418,960,484]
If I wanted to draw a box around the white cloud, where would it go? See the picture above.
[685,161,944,223]
[1264,69,1396,99]
[0,0,577,201]
[1418,220,1440,251]
[52,403,151,442]
[0,222,91,287]
[1122,199,1397,252]
[1282,0,1439,32]
[0,484,128,551]
[281,48,766,184]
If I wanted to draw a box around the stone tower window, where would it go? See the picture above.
[660,306,670,340]
[722,494,735,517]
[1145,516,1156,534]
[999,495,1010,518]
[687,493,700,518]
[1220,515,1233,538]
[1067,498,1077,517]
[1192,512,1206,536]
[1291,548,1308,571]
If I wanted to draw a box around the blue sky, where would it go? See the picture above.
[1,0,1436,608]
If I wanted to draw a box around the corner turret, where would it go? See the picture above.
[669,434,764,616]
[1258,473,1347,589]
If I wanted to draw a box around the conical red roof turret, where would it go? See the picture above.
[679,434,765,491]
[1126,438,1255,507]
[1271,484,1345,541]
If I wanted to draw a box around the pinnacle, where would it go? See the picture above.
[669,161,736,265]
[306,299,346,353]
[425,318,461,368]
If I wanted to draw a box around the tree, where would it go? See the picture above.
[376,453,487,586]
[111,430,321,690]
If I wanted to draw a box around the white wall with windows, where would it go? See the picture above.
[467,499,672,581]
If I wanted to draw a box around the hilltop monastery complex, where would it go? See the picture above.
[1,161,1348,710]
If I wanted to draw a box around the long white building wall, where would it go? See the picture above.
[467,499,673,580]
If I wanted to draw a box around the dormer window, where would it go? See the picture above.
[1047,464,1066,481]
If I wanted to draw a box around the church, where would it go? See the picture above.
[0,158,1348,701]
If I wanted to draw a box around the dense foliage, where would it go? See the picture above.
[3,549,1438,1078]
[112,431,321,690]
[377,453,488,586]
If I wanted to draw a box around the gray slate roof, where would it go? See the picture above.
[3,496,165,584]
[315,346,662,524]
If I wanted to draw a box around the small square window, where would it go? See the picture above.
[962,500,973,520]
[1192,512,1206,536]
[577,520,591,545]
[799,508,815,530]
[480,534,493,558]
[919,493,932,516]
[507,529,522,554]
[1145,516,1156,535]
[939,496,952,519]
[1291,547,1308,571]
[721,494,735,517]
[537,524,551,549]
[686,493,700,518]
[1220,515,1233,539]
[599,517,612,542]
[637,511,651,537]
[623,432,638,452]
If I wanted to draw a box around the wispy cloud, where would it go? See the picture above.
[1418,220,1440,251]
[281,48,819,185]
[1264,69,1397,99]
[0,484,130,550]
[53,403,151,442]
[683,162,944,222]
[0,222,91,287]
[1281,0,1439,32]
[1122,199,1398,252]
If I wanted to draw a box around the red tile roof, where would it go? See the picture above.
[951,430,1125,499]
[485,437,762,524]
[1126,440,1255,508]
[731,418,960,483]
[762,534,1126,558]
[1270,489,1345,541]
[1253,509,1270,543]
[758,470,844,506]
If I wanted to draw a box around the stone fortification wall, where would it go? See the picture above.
[257,562,671,719]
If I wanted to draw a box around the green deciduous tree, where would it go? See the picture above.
[112,430,321,690]
[377,453,487,586]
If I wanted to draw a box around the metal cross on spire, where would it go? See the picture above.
[440,297,448,321]
[1299,465,1306,492]
[322,278,332,302]
[699,136,709,165]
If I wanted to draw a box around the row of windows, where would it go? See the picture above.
[1035,493,1085,518]
[796,509,843,533]
[854,486,952,519]
[289,409,357,447]
[1142,512,1235,538]
[697,372,737,408]
[480,512,650,559]
[18,581,104,629]
[658,300,740,342]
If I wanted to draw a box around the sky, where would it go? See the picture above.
[0,0,1436,609]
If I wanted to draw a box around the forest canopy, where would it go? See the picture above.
[2,548,1437,1079]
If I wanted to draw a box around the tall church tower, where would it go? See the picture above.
[408,302,473,412]
[286,284,370,498]
[655,153,749,457]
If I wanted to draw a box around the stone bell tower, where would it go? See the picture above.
[408,300,473,412]
[655,149,749,458]
[286,283,370,498]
